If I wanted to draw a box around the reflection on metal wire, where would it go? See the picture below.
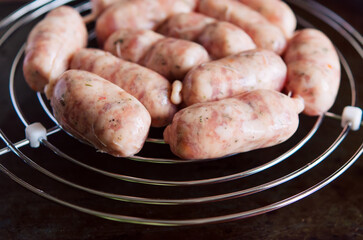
[0,0,361,226]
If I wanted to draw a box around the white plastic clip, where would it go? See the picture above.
[341,106,362,131]
[25,123,47,148]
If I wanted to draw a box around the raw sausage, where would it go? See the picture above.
[158,12,256,59]
[159,0,198,15]
[71,48,177,127]
[23,6,87,95]
[83,0,121,23]
[158,12,216,41]
[51,70,151,157]
[198,0,287,54]
[96,0,197,45]
[182,49,287,106]
[104,29,164,63]
[197,21,256,59]
[87,0,198,23]
[141,38,210,80]
[90,0,120,15]
[96,0,165,45]
[284,29,341,116]
[238,0,296,38]
[104,29,210,80]
[164,89,304,159]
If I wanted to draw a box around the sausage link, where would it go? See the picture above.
[158,12,256,59]
[182,49,287,106]
[51,70,151,157]
[104,29,210,80]
[158,12,216,41]
[164,89,304,159]
[198,0,286,54]
[238,0,297,38]
[84,0,121,23]
[71,48,177,127]
[23,6,87,95]
[284,29,341,116]
[141,38,210,80]
[158,0,198,15]
[104,29,164,63]
[91,0,120,14]
[96,0,197,45]
[197,21,256,59]
[89,0,198,23]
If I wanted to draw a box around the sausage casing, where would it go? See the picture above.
[198,0,286,54]
[164,89,304,159]
[158,12,256,59]
[197,21,256,59]
[104,29,210,80]
[89,0,120,17]
[96,0,197,45]
[284,29,341,116]
[182,49,287,106]
[158,12,216,41]
[104,29,164,63]
[141,38,210,80]
[92,0,198,18]
[238,0,297,38]
[51,70,151,157]
[159,0,198,15]
[23,6,87,94]
[71,49,177,127]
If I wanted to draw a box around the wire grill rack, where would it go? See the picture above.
[0,0,362,226]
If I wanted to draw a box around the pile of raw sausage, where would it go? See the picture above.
[22,0,340,159]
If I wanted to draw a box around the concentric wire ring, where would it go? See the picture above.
[0,0,361,225]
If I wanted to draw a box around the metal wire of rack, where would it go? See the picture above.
[0,0,362,226]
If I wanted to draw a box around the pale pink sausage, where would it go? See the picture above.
[158,12,256,59]
[96,0,197,45]
[164,89,304,159]
[71,49,177,127]
[85,0,121,21]
[96,0,166,45]
[197,21,256,59]
[284,29,341,116]
[183,49,287,106]
[104,29,164,62]
[238,0,297,38]
[158,0,198,15]
[141,38,210,80]
[104,29,210,80]
[51,70,151,157]
[158,12,216,41]
[23,6,87,94]
[90,0,198,20]
[198,0,287,54]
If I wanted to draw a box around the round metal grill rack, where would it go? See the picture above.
[0,0,362,226]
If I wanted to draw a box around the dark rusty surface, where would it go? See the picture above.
[0,1,362,239]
